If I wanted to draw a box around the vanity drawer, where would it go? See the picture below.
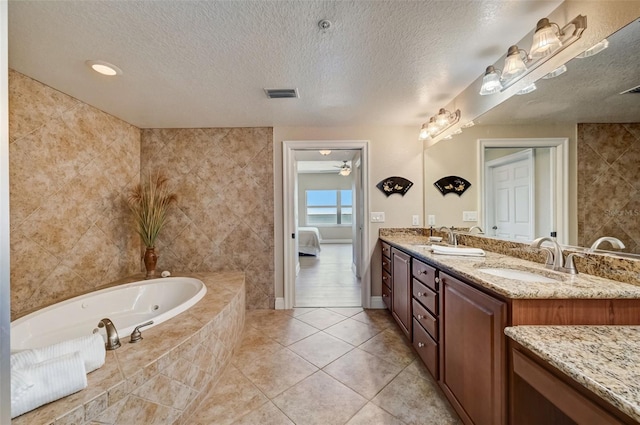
[413,318,438,380]
[382,257,391,274]
[381,241,391,260]
[413,278,438,315]
[382,280,391,309]
[412,258,437,291]
[382,269,391,289]
[413,299,437,340]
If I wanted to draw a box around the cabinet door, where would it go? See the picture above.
[391,248,411,339]
[440,273,507,425]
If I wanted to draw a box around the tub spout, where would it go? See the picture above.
[98,318,121,350]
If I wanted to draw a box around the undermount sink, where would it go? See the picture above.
[477,268,559,283]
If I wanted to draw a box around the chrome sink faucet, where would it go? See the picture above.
[530,236,564,271]
[468,226,484,234]
[439,226,457,246]
[98,318,121,350]
[589,236,625,252]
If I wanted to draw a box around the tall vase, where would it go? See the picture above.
[144,246,158,279]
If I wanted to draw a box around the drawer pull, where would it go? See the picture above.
[418,292,424,297]
[382,261,388,267]
[417,314,423,320]
[382,294,388,297]
[435,277,440,283]
[418,270,426,275]
[382,276,388,281]
[418,342,425,348]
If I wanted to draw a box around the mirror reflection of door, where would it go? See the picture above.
[485,149,535,240]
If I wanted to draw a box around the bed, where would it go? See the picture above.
[298,227,322,256]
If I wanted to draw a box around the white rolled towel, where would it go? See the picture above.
[11,351,88,418]
[432,245,486,257]
[11,333,105,373]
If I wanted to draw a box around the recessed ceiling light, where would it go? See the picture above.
[86,60,122,76]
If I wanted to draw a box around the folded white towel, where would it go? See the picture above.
[11,351,88,418]
[432,245,486,257]
[11,333,105,373]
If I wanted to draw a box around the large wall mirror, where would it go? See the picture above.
[424,17,640,256]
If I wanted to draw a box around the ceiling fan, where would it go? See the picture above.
[334,161,352,176]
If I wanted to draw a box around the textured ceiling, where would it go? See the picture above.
[8,1,563,128]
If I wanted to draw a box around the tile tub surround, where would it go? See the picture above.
[379,228,640,287]
[9,69,141,319]
[141,128,274,309]
[505,325,640,423]
[11,272,245,425]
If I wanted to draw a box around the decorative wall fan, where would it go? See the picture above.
[334,161,352,176]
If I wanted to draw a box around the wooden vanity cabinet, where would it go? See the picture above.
[412,258,439,379]
[381,242,392,310]
[440,272,507,425]
[391,247,412,339]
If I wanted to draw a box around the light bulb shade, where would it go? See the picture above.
[516,83,537,95]
[501,46,528,81]
[542,64,567,79]
[530,18,562,59]
[576,39,609,58]
[427,118,440,136]
[479,66,502,95]
[319,149,332,156]
[339,167,351,176]
[435,109,450,127]
[418,124,429,140]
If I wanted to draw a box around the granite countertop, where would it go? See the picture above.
[380,235,640,299]
[505,325,640,422]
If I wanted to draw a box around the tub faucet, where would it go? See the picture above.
[589,236,625,252]
[98,318,121,350]
[439,226,457,246]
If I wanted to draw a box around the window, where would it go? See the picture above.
[306,190,352,225]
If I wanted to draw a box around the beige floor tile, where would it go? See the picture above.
[245,309,294,331]
[188,365,268,425]
[266,318,320,346]
[359,327,416,367]
[232,325,284,367]
[232,401,294,425]
[287,307,319,317]
[324,318,381,346]
[92,395,181,425]
[327,307,364,317]
[372,367,461,425]
[351,309,397,332]
[288,331,354,368]
[346,403,406,425]
[323,348,403,399]
[237,347,318,398]
[295,308,348,329]
[273,371,367,425]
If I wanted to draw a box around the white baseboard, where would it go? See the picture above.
[275,298,285,310]
[369,296,386,309]
[320,239,352,244]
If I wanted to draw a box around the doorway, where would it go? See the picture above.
[282,140,370,310]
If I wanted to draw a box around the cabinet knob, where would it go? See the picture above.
[382,261,388,267]
[382,293,388,297]
[382,276,388,281]
[417,314,423,320]
[435,277,440,283]
[418,342,425,348]
[417,292,424,297]
[418,270,426,275]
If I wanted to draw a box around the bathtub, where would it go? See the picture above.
[11,276,207,352]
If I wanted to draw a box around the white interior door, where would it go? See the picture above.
[486,150,535,241]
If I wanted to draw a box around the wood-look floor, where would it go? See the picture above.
[295,244,361,308]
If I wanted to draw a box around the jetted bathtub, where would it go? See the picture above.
[11,276,207,352]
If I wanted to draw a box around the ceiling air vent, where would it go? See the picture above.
[620,84,640,95]
[264,88,299,99]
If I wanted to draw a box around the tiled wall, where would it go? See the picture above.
[141,128,274,309]
[578,123,640,254]
[9,70,141,319]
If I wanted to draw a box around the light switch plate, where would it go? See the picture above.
[412,215,420,226]
[428,215,436,225]
[370,212,385,223]
[463,211,478,222]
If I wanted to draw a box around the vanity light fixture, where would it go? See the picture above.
[576,38,609,58]
[479,14,586,95]
[319,150,331,156]
[418,108,461,140]
[86,60,122,76]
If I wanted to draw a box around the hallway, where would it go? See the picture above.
[295,244,361,308]
[189,308,461,424]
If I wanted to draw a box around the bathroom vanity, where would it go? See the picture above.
[379,231,640,425]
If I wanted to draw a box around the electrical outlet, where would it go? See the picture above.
[428,215,436,225]
[412,215,420,226]
[370,212,385,223]
[463,211,478,222]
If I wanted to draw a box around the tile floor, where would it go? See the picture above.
[296,244,361,307]
[188,308,461,425]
